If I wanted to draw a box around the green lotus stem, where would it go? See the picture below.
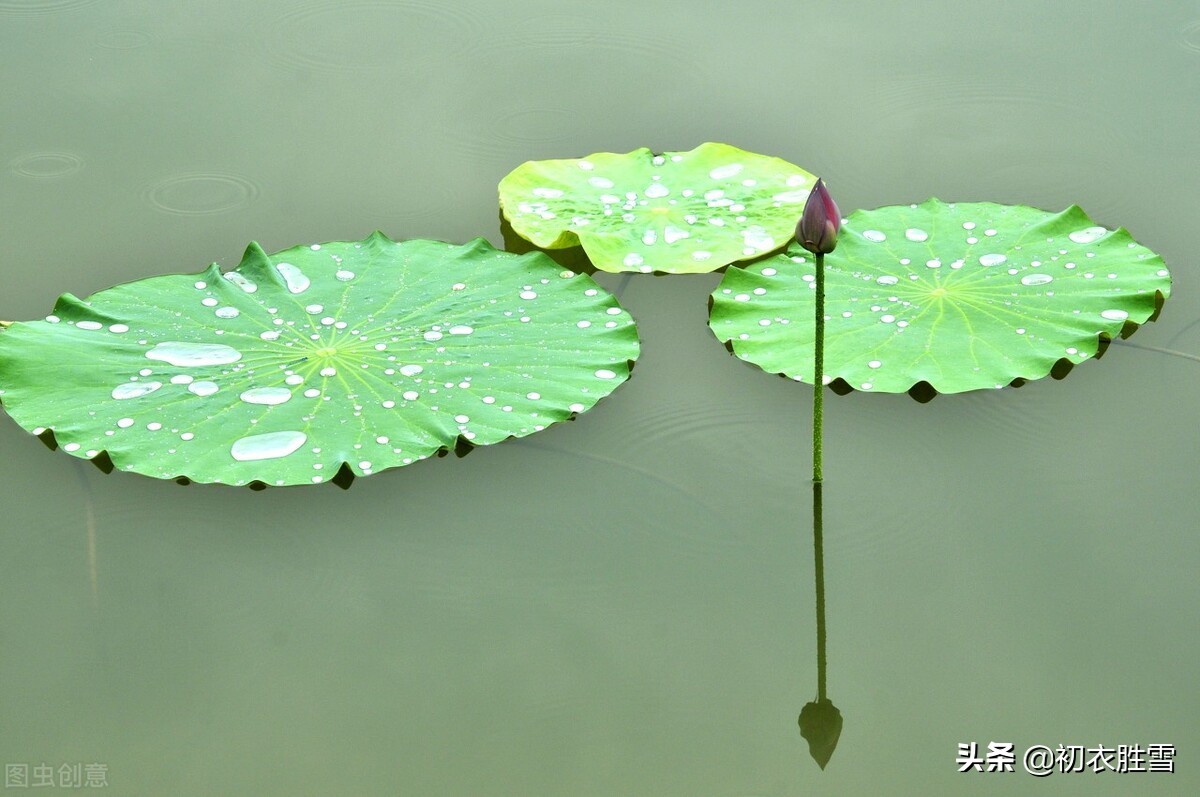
[796,178,838,483]
[813,252,824,483]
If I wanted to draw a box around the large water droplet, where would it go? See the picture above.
[223,272,258,293]
[876,275,899,286]
[862,230,886,242]
[146,342,242,367]
[240,387,292,405]
[275,262,310,293]
[1020,273,1054,286]
[1100,309,1129,321]
[230,430,307,462]
[448,325,474,336]
[188,381,219,397]
[904,228,928,242]
[112,381,162,400]
[979,253,1007,266]
[1068,226,1108,244]
[708,163,743,179]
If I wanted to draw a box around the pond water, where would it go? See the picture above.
[2,1,1198,794]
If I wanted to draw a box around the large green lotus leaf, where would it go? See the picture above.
[498,142,817,274]
[0,234,640,487]
[710,200,1171,397]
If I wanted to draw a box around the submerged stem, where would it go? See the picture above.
[813,252,825,483]
[813,480,827,702]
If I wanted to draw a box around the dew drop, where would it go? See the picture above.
[335,269,355,281]
[76,321,103,331]
[399,364,423,377]
[170,375,193,385]
[230,430,307,461]
[979,253,1007,266]
[188,381,219,397]
[449,325,474,336]
[904,228,928,242]
[595,369,617,379]
[423,331,443,342]
[215,306,240,319]
[1100,309,1129,321]
[109,324,129,334]
[863,230,886,242]
[877,275,899,286]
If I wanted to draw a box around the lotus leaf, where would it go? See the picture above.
[710,200,1170,397]
[0,234,640,487]
[499,142,816,274]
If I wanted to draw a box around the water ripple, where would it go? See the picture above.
[10,151,83,179]
[1177,19,1200,53]
[262,0,490,75]
[144,171,261,216]
[0,0,102,15]
[93,28,154,50]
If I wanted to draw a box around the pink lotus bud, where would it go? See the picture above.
[795,178,841,255]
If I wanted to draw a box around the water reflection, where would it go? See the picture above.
[799,480,843,770]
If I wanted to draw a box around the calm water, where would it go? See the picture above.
[2,1,1199,794]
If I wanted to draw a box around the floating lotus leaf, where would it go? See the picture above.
[498,142,817,274]
[0,234,640,487]
[709,200,1171,397]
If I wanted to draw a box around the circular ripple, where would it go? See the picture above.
[438,107,580,165]
[10,151,84,179]
[264,0,488,74]
[145,172,260,216]
[0,0,102,14]
[94,28,153,50]
[1179,19,1200,52]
